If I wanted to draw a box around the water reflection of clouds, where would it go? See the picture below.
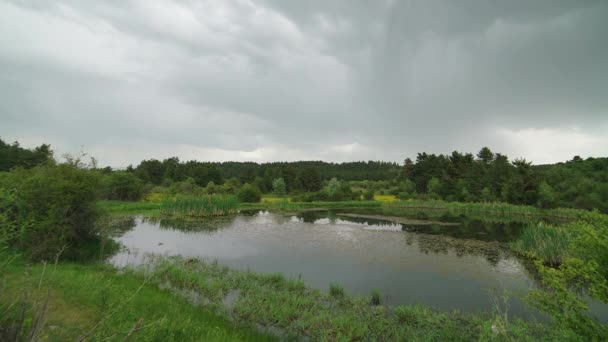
[108,210,538,316]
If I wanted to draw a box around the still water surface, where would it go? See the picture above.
[110,210,546,317]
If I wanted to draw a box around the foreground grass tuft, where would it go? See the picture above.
[2,260,273,341]
[329,283,345,298]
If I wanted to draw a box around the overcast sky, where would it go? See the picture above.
[1,0,607,167]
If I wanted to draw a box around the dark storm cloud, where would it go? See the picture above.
[1,0,606,166]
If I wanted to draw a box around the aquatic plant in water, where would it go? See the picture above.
[160,195,238,217]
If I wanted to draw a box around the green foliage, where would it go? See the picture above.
[537,181,557,209]
[510,223,571,267]
[299,166,322,192]
[160,195,238,217]
[146,257,563,341]
[426,177,441,197]
[0,164,101,260]
[272,177,286,195]
[237,184,261,203]
[327,177,341,197]
[329,283,345,297]
[363,190,374,201]
[101,171,144,201]
[205,180,217,194]
[510,210,608,339]
[400,147,608,212]
[370,289,381,305]
[0,138,54,171]
[526,259,608,338]
[1,260,272,341]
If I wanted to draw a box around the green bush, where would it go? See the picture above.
[0,164,101,260]
[101,171,144,201]
[363,190,374,201]
[237,184,261,203]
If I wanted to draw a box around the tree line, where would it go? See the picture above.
[398,147,608,212]
[1,138,606,212]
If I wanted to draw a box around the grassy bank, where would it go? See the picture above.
[1,258,273,341]
[119,256,573,341]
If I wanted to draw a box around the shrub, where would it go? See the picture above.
[101,171,144,201]
[237,184,261,203]
[363,190,374,201]
[0,164,101,260]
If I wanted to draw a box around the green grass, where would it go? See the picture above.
[329,283,344,297]
[97,200,161,215]
[160,195,238,217]
[130,256,568,341]
[1,259,273,341]
[510,223,571,266]
[383,199,580,221]
[370,289,381,306]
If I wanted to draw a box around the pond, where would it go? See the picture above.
[109,209,550,318]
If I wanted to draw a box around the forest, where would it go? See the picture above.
[1,138,605,212]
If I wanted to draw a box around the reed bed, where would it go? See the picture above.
[160,195,238,217]
[510,223,571,266]
[383,200,579,221]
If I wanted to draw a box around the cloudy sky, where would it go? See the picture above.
[1,0,607,167]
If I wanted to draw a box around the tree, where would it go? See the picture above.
[0,163,101,260]
[400,179,416,194]
[327,178,341,197]
[480,187,495,202]
[537,181,557,209]
[237,184,261,203]
[205,181,217,194]
[427,177,441,196]
[272,178,286,195]
[103,171,144,201]
[477,147,494,165]
[299,166,322,192]
[135,159,164,185]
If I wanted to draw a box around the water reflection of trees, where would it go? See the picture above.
[101,216,137,237]
[142,215,235,232]
[409,232,508,265]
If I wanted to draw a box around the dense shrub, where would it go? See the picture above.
[237,184,261,203]
[0,164,100,260]
[101,171,144,201]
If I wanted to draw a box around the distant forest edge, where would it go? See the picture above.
[1,138,606,212]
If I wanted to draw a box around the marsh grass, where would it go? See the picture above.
[329,283,344,297]
[510,223,571,266]
[384,199,579,221]
[133,256,563,341]
[370,289,381,305]
[160,195,238,217]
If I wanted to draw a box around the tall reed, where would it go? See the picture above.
[510,222,571,266]
[160,195,238,217]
